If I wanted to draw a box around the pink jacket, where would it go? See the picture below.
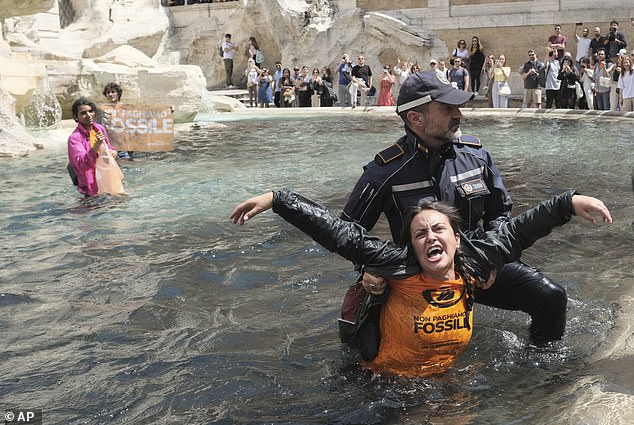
[67,122,112,197]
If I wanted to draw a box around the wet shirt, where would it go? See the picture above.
[362,274,473,377]
[67,122,112,197]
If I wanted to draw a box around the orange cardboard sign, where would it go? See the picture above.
[98,104,174,151]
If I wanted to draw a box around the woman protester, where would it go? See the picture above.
[231,189,611,378]
[100,82,132,160]
[67,98,118,197]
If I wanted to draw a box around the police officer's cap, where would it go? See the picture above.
[396,71,474,114]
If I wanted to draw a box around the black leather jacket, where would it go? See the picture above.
[272,189,576,282]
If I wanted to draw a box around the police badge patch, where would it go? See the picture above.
[460,178,489,196]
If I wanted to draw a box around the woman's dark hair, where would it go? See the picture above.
[402,200,475,310]
[281,68,293,84]
[470,36,483,54]
[249,37,259,50]
[102,82,123,101]
[71,97,97,122]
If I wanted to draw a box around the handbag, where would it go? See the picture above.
[95,144,125,195]
[324,82,337,101]
[498,84,511,96]
[598,76,611,89]
[575,81,584,98]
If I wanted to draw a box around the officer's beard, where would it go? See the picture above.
[437,121,462,146]
[411,118,462,150]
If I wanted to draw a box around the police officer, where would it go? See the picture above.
[339,71,566,357]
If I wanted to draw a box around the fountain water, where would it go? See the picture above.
[21,72,62,130]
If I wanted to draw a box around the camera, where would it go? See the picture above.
[608,28,616,40]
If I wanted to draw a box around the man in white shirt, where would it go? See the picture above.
[222,33,239,89]
[575,26,592,71]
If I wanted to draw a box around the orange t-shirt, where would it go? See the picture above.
[362,274,473,377]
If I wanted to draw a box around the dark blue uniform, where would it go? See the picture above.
[340,128,566,346]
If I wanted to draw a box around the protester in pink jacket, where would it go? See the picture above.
[67,98,115,197]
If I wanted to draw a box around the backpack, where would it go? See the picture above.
[255,49,264,64]
[67,163,78,186]
[218,44,223,58]
[338,280,388,361]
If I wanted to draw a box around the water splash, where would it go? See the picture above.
[22,75,62,129]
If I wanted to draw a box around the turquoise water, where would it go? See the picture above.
[1,113,633,424]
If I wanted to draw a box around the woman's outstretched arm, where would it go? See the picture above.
[462,191,612,281]
[231,189,419,277]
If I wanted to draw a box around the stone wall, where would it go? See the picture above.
[357,0,427,10]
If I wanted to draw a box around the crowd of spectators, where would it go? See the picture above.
[440,21,631,111]
[218,21,630,111]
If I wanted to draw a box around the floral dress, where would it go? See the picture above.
[377,74,395,106]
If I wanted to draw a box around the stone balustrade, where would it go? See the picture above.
[161,0,239,6]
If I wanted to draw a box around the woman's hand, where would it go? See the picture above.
[91,130,106,154]
[230,192,274,225]
[572,195,612,224]
[474,268,497,290]
[362,272,387,295]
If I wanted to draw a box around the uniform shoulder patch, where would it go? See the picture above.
[454,135,481,148]
[375,143,405,165]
